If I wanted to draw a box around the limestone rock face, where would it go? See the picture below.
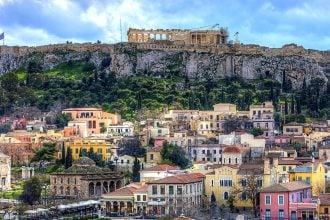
[0,43,329,89]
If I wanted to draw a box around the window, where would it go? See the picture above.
[169,186,174,195]
[75,148,78,154]
[241,179,247,187]
[143,195,146,201]
[257,123,260,128]
[257,179,263,187]
[265,209,271,220]
[306,177,311,185]
[220,179,233,187]
[213,150,216,154]
[283,166,286,171]
[67,178,70,184]
[223,192,229,200]
[278,195,284,205]
[137,195,141,201]
[150,154,154,160]
[278,209,284,220]
[241,192,247,200]
[265,123,269,128]
[211,180,214,187]
[158,129,162,134]
[265,195,271,205]
[152,185,157,195]
[177,186,182,195]
[325,208,329,214]
[97,148,102,154]
[160,186,165,195]
[202,150,205,154]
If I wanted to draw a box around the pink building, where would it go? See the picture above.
[274,135,291,145]
[260,181,317,220]
[252,112,275,139]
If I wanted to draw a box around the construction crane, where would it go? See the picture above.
[189,23,220,30]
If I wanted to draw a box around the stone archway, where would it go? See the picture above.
[110,181,115,192]
[119,201,125,213]
[89,182,95,196]
[103,182,108,194]
[127,201,133,213]
[116,180,122,189]
[73,187,78,196]
[113,201,118,212]
[106,202,111,213]
[95,182,102,196]
[66,186,70,196]
[60,186,64,195]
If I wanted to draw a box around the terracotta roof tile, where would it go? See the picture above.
[278,159,302,165]
[141,164,179,172]
[150,173,205,184]
[260,181,311,193]
[319,194,330,206]
[223,146,241,153]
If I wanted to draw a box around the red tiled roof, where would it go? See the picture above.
[223,146,241,153]
[319,194,330,206]
[150,173,205,184]
[278,159,302,165]
[102,182,145,197]
[63,107,102,111]
[260,181,311,193]
[141,164,179,172]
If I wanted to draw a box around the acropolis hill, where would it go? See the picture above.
[0,39,329,88]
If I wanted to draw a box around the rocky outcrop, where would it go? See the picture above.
[0,43,329,88]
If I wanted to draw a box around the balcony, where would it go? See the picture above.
[289,202,317,211]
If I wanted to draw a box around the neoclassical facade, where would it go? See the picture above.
[0,152,11,190]
[50,157,124,199]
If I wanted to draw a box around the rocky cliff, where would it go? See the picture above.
[0,43,329,88]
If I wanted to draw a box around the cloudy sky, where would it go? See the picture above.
[0,0,329,50]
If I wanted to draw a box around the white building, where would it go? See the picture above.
[189,144,225,163]
[0,152,11,190]
[108,122,134,136]
[140,164,181,183]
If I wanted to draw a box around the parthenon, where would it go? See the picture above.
[127,27,229,45]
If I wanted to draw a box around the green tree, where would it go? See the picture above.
[54,113,72,128]
[32,142,57,162]
[65,147,73,168]
[250,128,263,137]
[227,195,236,212]
[19,177,42,205]
[132,156,141,182]
[210,191,216,203]
[160,142,189,169]
[61,145,66,165]
[290,94,295,114]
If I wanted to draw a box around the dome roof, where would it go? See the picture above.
[72,157,96,166]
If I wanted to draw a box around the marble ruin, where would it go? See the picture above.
[127,27,229,45]
[0,152,11,190]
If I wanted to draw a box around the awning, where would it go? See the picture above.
[148,201,166,206]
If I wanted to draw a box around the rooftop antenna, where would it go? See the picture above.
[120,18,123,43]
[234,32,240,44]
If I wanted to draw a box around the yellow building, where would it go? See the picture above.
[289,161,325,196]
[277,159,302,183]
[205,165,239,206]
[319,193,330,219]
[146,147,162,164]
[64,138,115,162]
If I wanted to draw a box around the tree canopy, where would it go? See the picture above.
[160,142,189,169]
[32,142,57,162]
[20,177,42,205]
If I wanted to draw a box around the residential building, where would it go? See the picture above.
[63,138,115,162]
[146,146,163,164]
[0,152,11,190]
[259,181,317,220]
[50,157,124,199]
[222,146,243,165]
[62,107,121,135]
[249,102,274,119]
[252,111,275,139]
[283,123,304,136]
[147,173,205,216]
[188,144,225,163]
[277,159,302,183]
[108,121,134,136]
[140,164,180,182]
[319,193,330,219]
[64,121,88,137]
[289,161,326,196]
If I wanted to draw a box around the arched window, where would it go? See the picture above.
[235,158,238,164]
[228,158,231,164]
[223,192,229,200]
[241,192,247,200]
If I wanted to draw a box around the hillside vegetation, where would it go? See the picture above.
[0,57,329,122]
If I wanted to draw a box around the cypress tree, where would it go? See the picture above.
[284,97,288,115]
[61,145,66,165]
[65,147,73,169]
[296,95,301,114]
[132,156,141,182]
[290,94,295,114]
